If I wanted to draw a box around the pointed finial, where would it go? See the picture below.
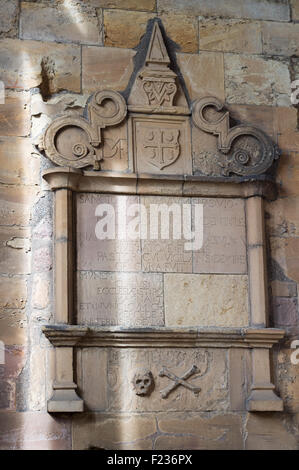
[127,19,189,112]
[145,21,170,66]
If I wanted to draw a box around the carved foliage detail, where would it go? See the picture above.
[192,97,280,176]
[40,90,127,169]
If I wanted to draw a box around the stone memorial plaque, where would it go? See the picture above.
[192,198,247,274]
[76,193,248,326]
[41,18,284,429]
[77,193,142,272]
[77,271,164,326]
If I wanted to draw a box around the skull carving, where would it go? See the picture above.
[132,369,154,397]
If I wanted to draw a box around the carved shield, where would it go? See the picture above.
[143,128,180,170]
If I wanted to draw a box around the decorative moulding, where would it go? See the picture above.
[43,325,285,349]
[42,167,278,200]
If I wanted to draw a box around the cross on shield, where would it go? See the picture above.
[143,128,180,170]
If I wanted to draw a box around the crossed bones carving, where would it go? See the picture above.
[159,365,201,399]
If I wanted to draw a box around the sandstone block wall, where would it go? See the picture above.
[0,0,299,450]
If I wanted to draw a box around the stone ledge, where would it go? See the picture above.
[42,325,285,348]
[48,384,84,413]
[42,167,277,200]
[247,385,284,412]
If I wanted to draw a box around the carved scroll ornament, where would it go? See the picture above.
[39,90,127,170]
[192,97,280,177]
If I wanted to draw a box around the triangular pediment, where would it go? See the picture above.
[145,21,170,65]
[40,18,279,179]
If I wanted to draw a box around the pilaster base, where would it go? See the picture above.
[47,381,84,413]
[246,383,283,412]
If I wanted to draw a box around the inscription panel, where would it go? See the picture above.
[99,121,128,172]
[77,271,164,326]
[77,193,142,272]
[77,194,246,275]
[142,240,192,272]
[76,194,248,326]
[140,196,192,273]
[192,198,247,274]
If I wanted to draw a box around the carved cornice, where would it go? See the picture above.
[42,167,277,200]
[43,325,285,349]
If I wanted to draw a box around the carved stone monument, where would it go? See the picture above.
[40,20,285,447]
